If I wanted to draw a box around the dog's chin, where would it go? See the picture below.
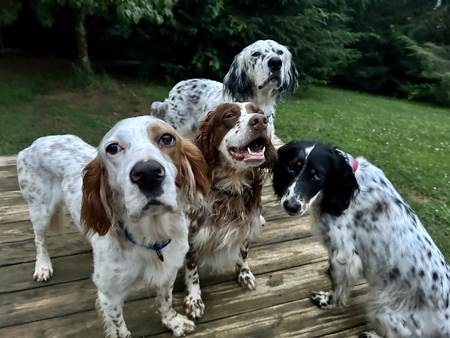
[129,200,176,221]
[257,73,282,90]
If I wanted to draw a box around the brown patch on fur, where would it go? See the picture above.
[177,139,209,204]
[189,166,265,232]
[81,157,116,236]
[195,103,242,167]
[185,250,197,271]
[148,122,209,205]
[245,102,264,115]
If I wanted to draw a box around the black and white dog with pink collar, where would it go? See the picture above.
[272,140,450,338]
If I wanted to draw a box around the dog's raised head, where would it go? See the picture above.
[81,116,209,236]
[223,40,298,102]
[273,141,359,217]
[195,102,277,172]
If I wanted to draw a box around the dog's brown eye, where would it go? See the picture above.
[224,112,236,119]
[159,133,175,146]
[105,143,123,155]
[251,52,261,57]
[277,50,284,55]
[313,173,323,180]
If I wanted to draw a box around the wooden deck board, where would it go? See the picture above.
[0,142,370,337]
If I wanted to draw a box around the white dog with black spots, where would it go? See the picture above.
[151,39,298,139]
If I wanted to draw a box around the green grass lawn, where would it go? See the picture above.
[0,56,169,154]
[276,87,450,259]
[1,56,449,259]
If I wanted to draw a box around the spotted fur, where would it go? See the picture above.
[272,141,450,338]
[151,40,298,139]
[17,116,209,337]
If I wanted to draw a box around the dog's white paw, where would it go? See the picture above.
[184,294,205,320]
[33,262,53,282]
[163,312,196,337]
[310,291,334,309]
[238,268,256,290]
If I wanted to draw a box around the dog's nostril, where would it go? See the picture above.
[249,115,268,130]
[283,200,301,214]
[268,57,282,71]
[130,160,165,186]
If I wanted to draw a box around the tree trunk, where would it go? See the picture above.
[74,11,92,74]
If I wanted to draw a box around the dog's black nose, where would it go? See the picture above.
[283,199,301,215]
[268,57,282,71]
[130,160,165,196]
[249,114,268,131]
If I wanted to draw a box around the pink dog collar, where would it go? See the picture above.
[352,158,359,173]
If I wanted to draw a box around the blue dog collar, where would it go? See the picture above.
[118,221,171,262]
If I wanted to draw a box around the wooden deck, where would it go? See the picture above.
[0,138,370,337]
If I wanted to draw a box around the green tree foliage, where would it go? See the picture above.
[0,0,23,48]
[32,0,176,73]
[399,40,450,106]
[125,0,356,85]
[5,0,449,106]
[337,0,450,106]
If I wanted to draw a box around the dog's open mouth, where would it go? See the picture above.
[228,136,269,162]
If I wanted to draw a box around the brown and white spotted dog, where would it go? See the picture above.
[17,116,209,337]
[183,102,278,319]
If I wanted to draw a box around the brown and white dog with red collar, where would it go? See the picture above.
[183,102,278,319]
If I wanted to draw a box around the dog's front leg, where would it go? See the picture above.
[183,249,205,320]
[97,290,130,338]
[236,240,256,290]
[157,275,196,337]
[311,250,362,309]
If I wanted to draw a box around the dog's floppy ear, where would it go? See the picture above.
[321,148,359,216]
[278,60,299,98]
[272,143,291,199]
[223,55,253,101]
[195,111,218,168]
[81,157,116,236]
[177,138,209,207]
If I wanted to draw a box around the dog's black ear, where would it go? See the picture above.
[272,144,291,199]
[321,149,359,216]
[278,60,299,98]
[223,56,253,101]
